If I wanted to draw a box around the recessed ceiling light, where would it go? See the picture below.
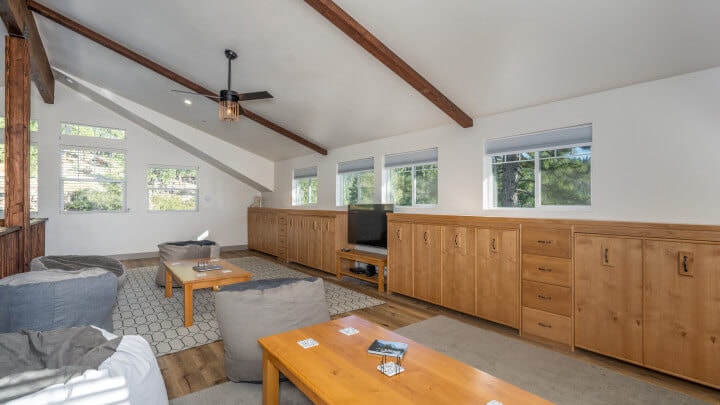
[184,99,192,105]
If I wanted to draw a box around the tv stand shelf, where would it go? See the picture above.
[335,249,387,292]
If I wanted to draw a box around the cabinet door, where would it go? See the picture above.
[320,217,337,273]
[442,226,476,314]
[247,211,258,251]
[574,235,643,364]
[307,217,323,269]
[297,216,310,265]
[387,221,414,296]
[643,240,720,387]
[477,229,519,328]
[413,224,442,303]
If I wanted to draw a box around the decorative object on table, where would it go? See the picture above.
[367,339,408,377]
[192,259,222,271]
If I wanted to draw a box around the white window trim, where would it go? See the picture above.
[292,176,318,206]
[146,165,199,212]
[60,122,126,140]
[336,169,375,206]
[0,142,39,215]
[60,145,127,213]
[383,163,439,208]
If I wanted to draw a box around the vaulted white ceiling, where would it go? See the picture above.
[9,1,720,161]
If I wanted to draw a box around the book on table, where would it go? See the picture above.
[367,339,408,358]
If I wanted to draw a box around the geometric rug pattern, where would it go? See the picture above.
[112,256,384,356]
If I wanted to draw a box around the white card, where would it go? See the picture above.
[339,327,359,336]
[196,273,207,277]
[297,338,318,349]
[221,269,231,273]
[377,361,405,377]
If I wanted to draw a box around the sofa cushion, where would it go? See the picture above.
[155,241,221,287]
[0,268,117,333]
[215,277,330,383]
[30,255,126,288]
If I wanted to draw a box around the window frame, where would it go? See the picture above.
[336,158,375,206]
[146,165,199,212]
[383,148,438,208]
[0,142,39,214]
[60,122,126,140]
[292,167,318,206]
[60,145,127,213]
[485,124,594,211]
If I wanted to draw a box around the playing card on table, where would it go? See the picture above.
[339,327,359,336]
[297,338,319,349]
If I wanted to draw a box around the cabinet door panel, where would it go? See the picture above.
[307,217,323,269]
[643,240,720,387]
[388,221,414,296]
[574,235,643,364]
[477,229,519,328]
[413,224,442,303]
[297,217,310,265]
[320,217,337,273]
[442,226,476,314]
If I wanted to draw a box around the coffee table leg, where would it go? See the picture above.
[165,268,172,298]
[262,350,280,405]
[183,285,193,327]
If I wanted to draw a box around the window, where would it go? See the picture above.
[0,118,40,213]
[337,158,374,205]
[487,124,592,208]
[292,167,318,206]
[61,146,126,212]
[61,122,126,140]
[384,148,438,207]
[147,166,199,211]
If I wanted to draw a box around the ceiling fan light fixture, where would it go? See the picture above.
[218,89,241,121]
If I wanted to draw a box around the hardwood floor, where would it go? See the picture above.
[122,251,720,403]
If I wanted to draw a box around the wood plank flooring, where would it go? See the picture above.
[122,251,720,403]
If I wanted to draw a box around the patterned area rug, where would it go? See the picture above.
[112,256,384,356]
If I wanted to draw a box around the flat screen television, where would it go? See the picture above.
[347,204,393,248]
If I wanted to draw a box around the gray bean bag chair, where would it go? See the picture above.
[155,240,221,287]
[0,268,117,333]
[215,277,330,384]
[30,255,126,289]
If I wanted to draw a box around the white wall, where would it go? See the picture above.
[3,84,261,256]
[263,66,720,226]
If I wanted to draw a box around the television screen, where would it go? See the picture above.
[347,204,393,248]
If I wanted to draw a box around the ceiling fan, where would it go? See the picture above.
[172,49,273,121]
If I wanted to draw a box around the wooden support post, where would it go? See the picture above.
[4,35,31,273]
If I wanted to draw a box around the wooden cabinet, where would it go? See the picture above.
[277,213,288,261]
[387,221,414,297]
[476,228,519,328]
[643,240,720,388]
[307,217,323,270]
[247,208,277,256]
[320,217,337,273]
[574,235,643,364]
[441,226,476,314]
[413,223,442,304]
[520,226,572,345]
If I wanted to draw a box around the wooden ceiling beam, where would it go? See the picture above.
[26,0,328,155]
[0,0,54,103]
[304,0,473,128]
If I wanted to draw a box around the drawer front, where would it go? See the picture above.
[522,307,571,345]
[277,214,287,225]
[522,227,572,258]
[277,235,287,246]
[278,224,287,235]
[522,280,571,316]
[522,254,571,286]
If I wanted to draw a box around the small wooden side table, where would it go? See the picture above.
[335,249,387,292]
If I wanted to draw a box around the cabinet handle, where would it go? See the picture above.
[682,255,689,273]
[538,322,552,328]
[396,229,401,240]
[491,236,498,252]
[537,240,553,245]
[538,267,552,272]
[604,248,609,264]
[537,294,552,300]
[424,231,429,244]
[454,234,460,247]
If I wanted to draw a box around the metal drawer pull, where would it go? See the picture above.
[538,322,552,328]
[538,267,552,272]
[537,294,552,300]
[537,240,553,245]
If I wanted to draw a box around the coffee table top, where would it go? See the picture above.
[164,258,251,285]
[258,315,552,404]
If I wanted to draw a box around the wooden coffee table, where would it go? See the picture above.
[258,315,552,405]
[164,258,251,327]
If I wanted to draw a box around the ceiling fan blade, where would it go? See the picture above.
[171,89,220,98]
[237,91,273,101]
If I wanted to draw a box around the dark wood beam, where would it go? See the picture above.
[4,35,31,273]
[26,0,328,155]
[304,0,473,128]
[0,0,54,103]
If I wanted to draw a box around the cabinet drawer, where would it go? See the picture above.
[277,235,287,246]
[522,254,571,286]
[277,215,287,225]
[522,227,572,258]
[522,280,571,316]
[522,307,571,345]
[278,224,287,235]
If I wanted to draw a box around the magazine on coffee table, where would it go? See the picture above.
[367,339,408,358]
